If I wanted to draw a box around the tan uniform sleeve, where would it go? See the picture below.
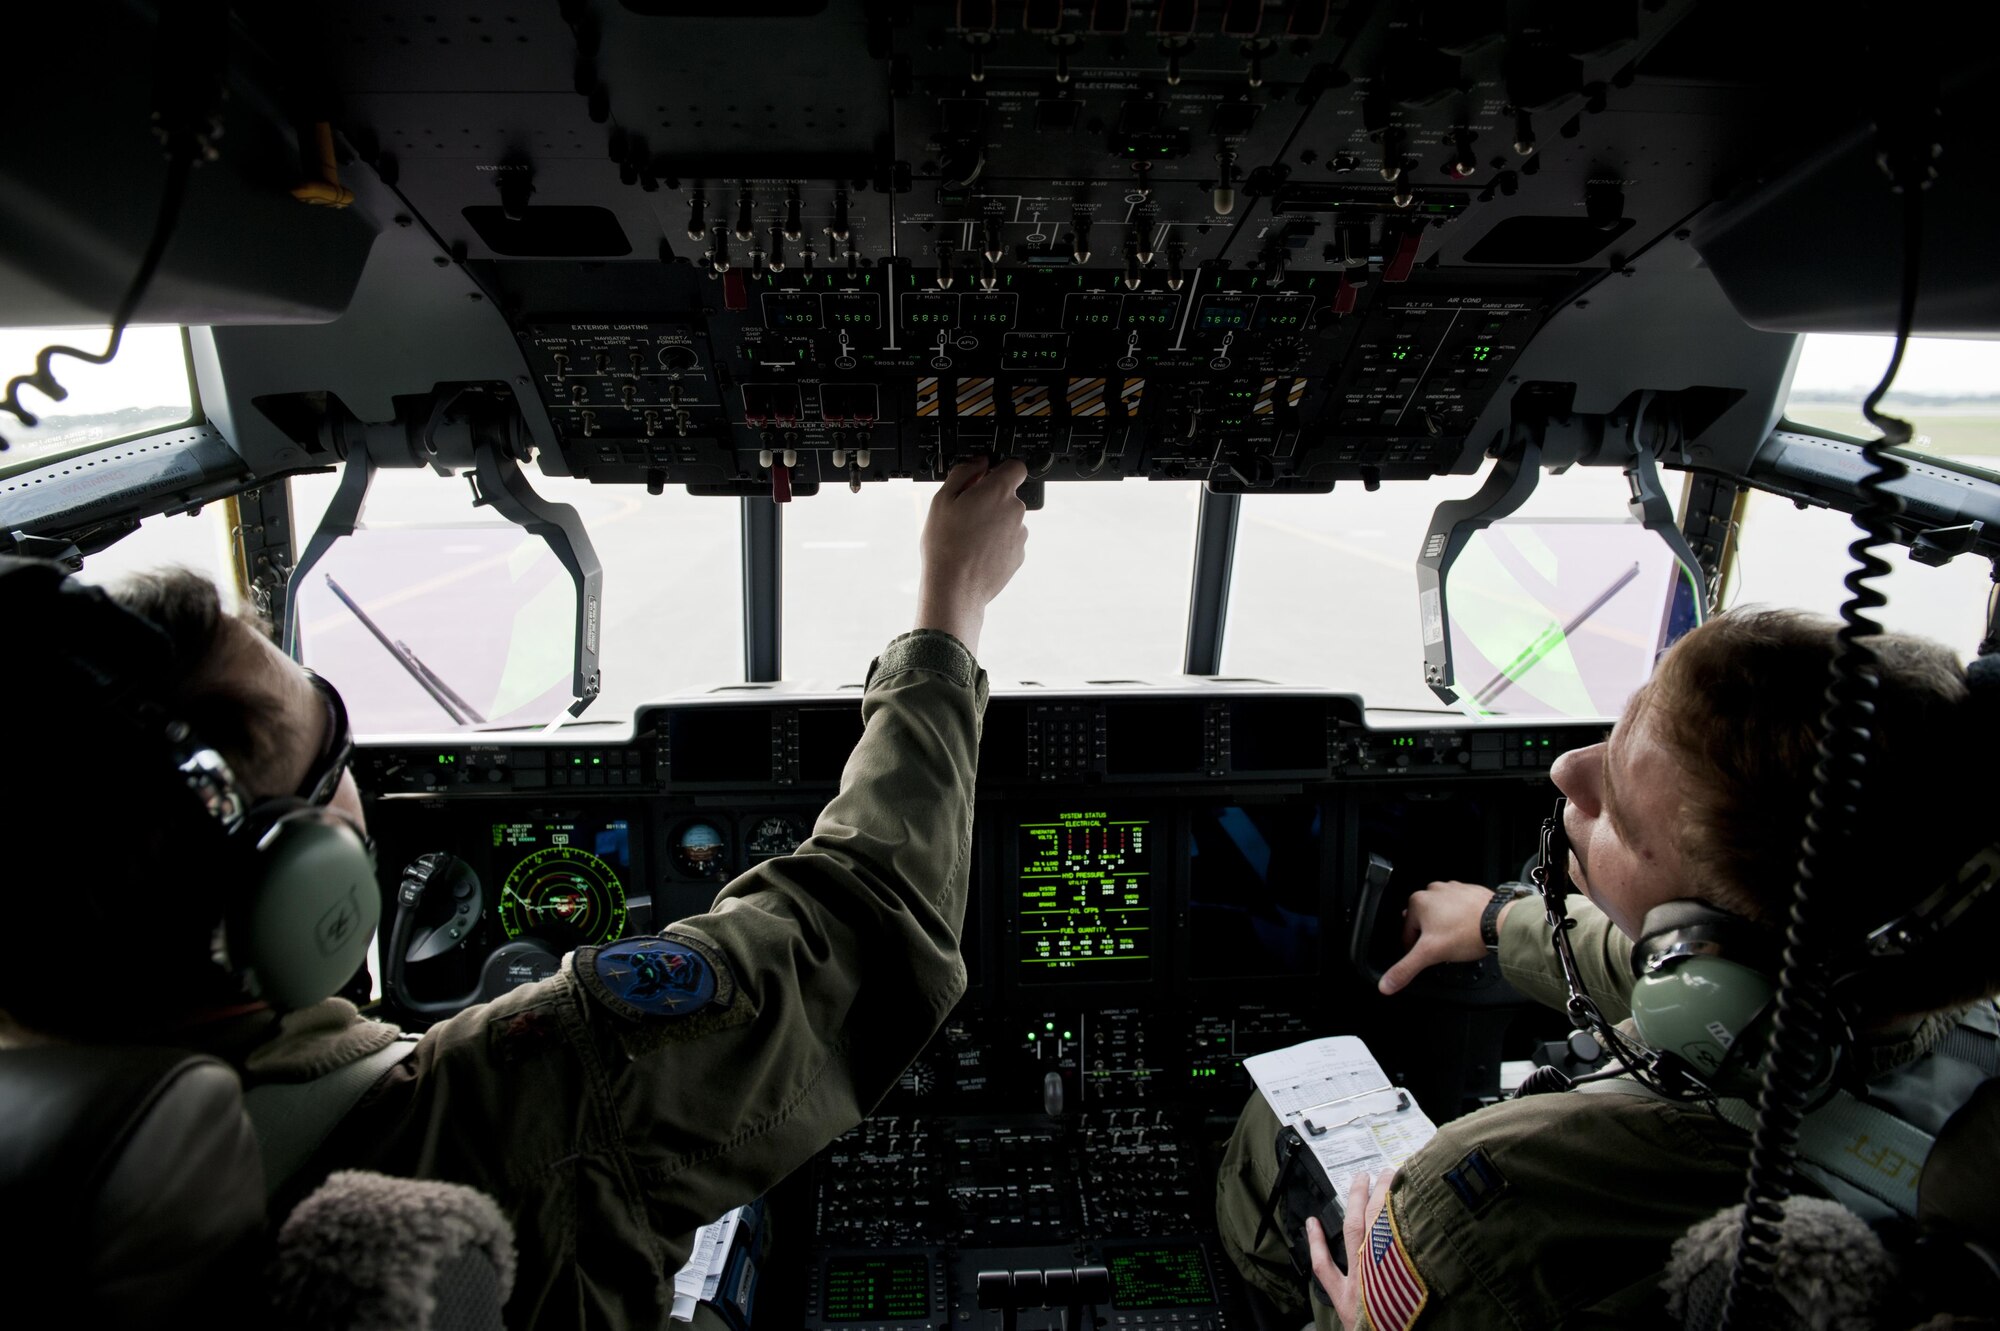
[1497,894,1635,1024]
[324,630,986,1329]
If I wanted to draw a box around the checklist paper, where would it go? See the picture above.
[669,1206,746,1323]
[1243,1036,1439,1200]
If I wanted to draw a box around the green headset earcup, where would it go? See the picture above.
[1629,898,1786,1087]
[230,806,380,1012]
[1629,954,1777,1082]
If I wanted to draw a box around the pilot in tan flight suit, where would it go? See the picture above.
[1214,611,2000,1330]
[0,456,1030,1330]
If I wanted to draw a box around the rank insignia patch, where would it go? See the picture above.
[1359,1194,1429,1331]
[587,936,728,1019]
[1442,1146,1508,1217]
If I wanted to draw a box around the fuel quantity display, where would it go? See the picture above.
[1017,812,1153,980]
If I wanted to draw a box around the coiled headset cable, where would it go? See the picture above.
[1714,112,1935,1330]
[0,6,222,454]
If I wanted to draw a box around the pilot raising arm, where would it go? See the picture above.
[1215,610,2000,1331]
[0,456,1029,1331]
[301,457,1030,1326]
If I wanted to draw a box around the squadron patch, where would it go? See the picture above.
[1358,1194,1429,1331]
[586,936,730,1020]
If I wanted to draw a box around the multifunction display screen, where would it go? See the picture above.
[1107,1244,1216,1310]
[1017,811,1154,980]
[491,816,631,951]
[821,1255,928,1322]
[1187,805,1324,978]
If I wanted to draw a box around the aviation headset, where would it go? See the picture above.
[0,556,379,1014]
[1533,653,2000,1100]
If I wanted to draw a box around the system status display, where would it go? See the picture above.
[1017,812,1153,980]
[821,1255,929,1322]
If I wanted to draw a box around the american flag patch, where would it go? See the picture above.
[1359,1195,1428,1331]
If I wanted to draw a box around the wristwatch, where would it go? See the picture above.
[1481,884,1526,953]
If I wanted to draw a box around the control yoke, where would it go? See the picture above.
[283,387,604,718]
[1415,385,1709,704]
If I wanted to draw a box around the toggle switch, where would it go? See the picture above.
[1213,152,1238,215]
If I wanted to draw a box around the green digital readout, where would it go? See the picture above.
[1108,1244,1215,1310]
[761,293,820,330]
[1121,294,1179,328]
[1002,332,1068,369]
[1255,295,1313,332]
[1469,343,1495,361]
[823,293,880,328]
[1018,812,1151,979]
[899,293,959,330]
[964,294,1018,327]
[822,1255,928,1322]
[1063,293,1122,330]
[1195,297,1254,330]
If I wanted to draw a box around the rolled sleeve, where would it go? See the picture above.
[1498,895,1634,1024]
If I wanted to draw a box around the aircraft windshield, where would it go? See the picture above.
[30,333,1999,737]
[292,470,743,736]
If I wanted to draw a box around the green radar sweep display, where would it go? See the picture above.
[1017,811,1153,980]
[494,818,630,952]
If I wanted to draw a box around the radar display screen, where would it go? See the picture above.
[1017,812,1154,981]
[1188,805,1324,978]
[1108,1244,1215,1310]
[493,817,630,951]
[821,1255,928,1322]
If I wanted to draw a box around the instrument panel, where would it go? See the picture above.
[360,689,1589,1327]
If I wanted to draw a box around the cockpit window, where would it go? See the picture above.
[785,480,1199,686]
[1225,464,1667,719]
[1787,333,1999,462]
[291,469,743,737]
[0,326,193,474]
[1739,333,1999,655]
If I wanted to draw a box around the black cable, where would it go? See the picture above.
[1715,143,1926,1330]
[0,148,195,455]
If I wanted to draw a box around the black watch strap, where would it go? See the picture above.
[1480,887,1517,953]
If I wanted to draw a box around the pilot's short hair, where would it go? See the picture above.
[106,568,289,794]
[0,566,280,1038]
[1631,608,1995,1018]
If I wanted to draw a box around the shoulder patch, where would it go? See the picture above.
[1359,1193,1429,1331]
[1442,1146,1508,1217]
[582,935,732,1020]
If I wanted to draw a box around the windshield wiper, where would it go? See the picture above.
[1472,561,1641,710]
[324,575,487,726]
